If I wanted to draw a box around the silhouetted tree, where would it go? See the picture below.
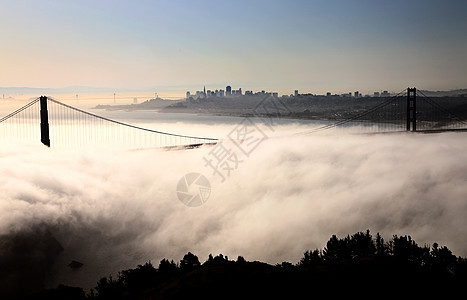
[430,243,456,274]
[158,258,179,280]
[180,252,200,273]
[298,249,322,268]
[350,230,375,258]
[119,262,157,293]
[375,232,387,256]
[391,235,431,267]
[94,275,123,299]
[322,234,351,263]
[213,254,227,262]
[237,256,246,263]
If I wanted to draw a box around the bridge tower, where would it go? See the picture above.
[40,96,50,147]
[407,87,416,131]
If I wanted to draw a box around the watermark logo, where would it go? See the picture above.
[253,95,292,130]
[177,94,291,207]
[176,172,211,207]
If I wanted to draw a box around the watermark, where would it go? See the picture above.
[252,95,292,131]
[177,95,291,206]
[176,172,211,207]
[227,117,269,157]
[203,141,244,182]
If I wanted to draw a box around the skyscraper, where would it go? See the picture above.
[226,85,232,96]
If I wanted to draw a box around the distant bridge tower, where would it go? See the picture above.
[407,87,416,131]
[40,96,50,147]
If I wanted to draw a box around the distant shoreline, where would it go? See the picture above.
[93,94,467,124]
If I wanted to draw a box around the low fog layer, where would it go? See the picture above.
[1,125,467,292]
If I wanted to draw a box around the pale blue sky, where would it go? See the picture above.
[1,0,466,95]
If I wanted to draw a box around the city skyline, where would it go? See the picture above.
[1,1,467,95]
[0,82,424,100]
[185,84,394,99]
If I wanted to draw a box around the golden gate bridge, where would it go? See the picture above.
[302,88,467,134]
[1,88,466,149]
[0,96,218,149]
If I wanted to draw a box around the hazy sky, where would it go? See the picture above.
[1,0,467,95]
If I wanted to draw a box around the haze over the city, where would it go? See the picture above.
[1,0,467,96]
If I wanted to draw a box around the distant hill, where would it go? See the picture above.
[0,86,141,95]
[94,98,182,111]
[419,88,467,97]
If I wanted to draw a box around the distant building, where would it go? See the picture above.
[374,92,380,97]
[326,92,331,97]
[195,91,204,99]
[231,89,242,96]
[226,85,232,96]
[294,90,299,97]
[272,92,278,97]
[381,90,390,97]
[354,91,359,97]
[186,91,190,99]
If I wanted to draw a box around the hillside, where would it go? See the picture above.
[22,230,467,299]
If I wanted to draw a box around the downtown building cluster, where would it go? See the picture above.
[186,85,279,100]
[186,85,391,100]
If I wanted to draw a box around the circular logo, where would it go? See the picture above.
[176,173,211,207]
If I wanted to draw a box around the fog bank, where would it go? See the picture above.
[1,128,467,293]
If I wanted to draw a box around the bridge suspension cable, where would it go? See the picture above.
[0,97,40,123]
[415,90,467,131]
[0,96,218,149]
[298,89,408,135]
[0,97,42,142]
[47,97,218,142]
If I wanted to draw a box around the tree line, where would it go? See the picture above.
[26,230,467,299]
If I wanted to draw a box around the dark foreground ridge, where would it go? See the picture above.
[14,230,467,299]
